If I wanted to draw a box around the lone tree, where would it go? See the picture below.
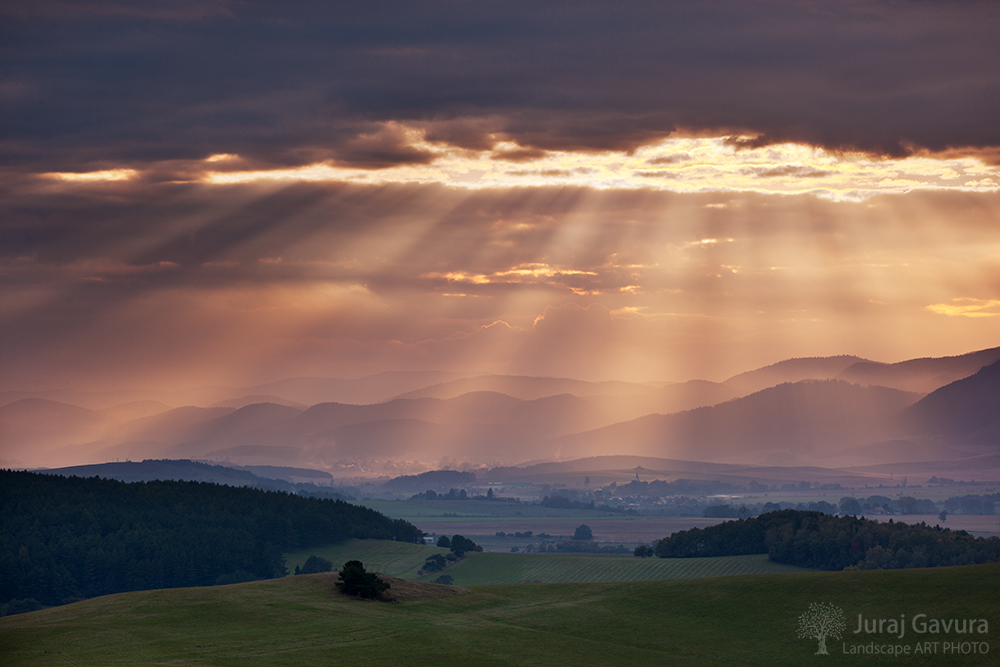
[336,560,390,600]
[572,524,593,541]
[436,535,451,548]
[797,602,846,655]
[449,534,478,556]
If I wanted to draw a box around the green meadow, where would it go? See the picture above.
[286,539,810,585]
[1,564,996,666]
[356,498,618,523]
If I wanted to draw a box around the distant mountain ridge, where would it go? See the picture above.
[0,370,472,411]
[900,358,1000,443]
[721,346,1000,395]
[555,380,923,464]
[723,356,869,394]
[838,346,1000,393]
[390,375,658,401]
[3,345,998,470]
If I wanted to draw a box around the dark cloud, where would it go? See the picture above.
[646,154,693,166]
[2,1,998,173]
[335,123,437,169]
[0,0,235,20]
[754,166,832,178]
[491,147,549,162]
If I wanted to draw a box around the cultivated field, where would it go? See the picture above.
[286,539,810,585]
[416,552,810,585]
[2,563,996,666]
[357,498,730,546]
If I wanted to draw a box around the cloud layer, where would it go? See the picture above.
[3,0,999,175]
[2,1,999,393]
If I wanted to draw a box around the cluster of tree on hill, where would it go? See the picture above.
[0,470,423,612]
[336,560,389,600]
[410,488,470,500]
[435,534,480,555]
[408,487,517,501]
[652,510,1000,570]
[704,492,998,520]
[419,534,480,576]
[383,470,477,494]
[294,555,334,575]
[539,495,630,514]
[43,460,356,501]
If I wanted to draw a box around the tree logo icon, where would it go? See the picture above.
[797,602,846,655]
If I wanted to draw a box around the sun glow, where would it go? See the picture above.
[44,169,139,182]
[927,299,1000,318]
[201,134,1000,202]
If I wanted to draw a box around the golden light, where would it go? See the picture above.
[43,169,139,182]
[201,133,1000,202]
[927,299,1000,318]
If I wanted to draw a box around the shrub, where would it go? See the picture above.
[421,554,447,574]
[336,560,390,600]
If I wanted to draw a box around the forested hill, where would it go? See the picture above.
[0,470,423,611]
[654,510,1000,570]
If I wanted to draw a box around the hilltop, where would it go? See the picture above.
[1,562,996,666]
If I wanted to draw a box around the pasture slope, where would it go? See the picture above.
[287,539,810,585]
[2,564,996,666]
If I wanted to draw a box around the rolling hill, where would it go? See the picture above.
[723,355,869,394]
[5,346,998,470]
[555,380,922,464]
[2,563,996,666]
[899,358,1000,445]
[390,374,657,401]
[837,345,1000,393]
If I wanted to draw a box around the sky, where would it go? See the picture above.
[2,0,999,392]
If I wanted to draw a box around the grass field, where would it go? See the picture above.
[2,563,996,666]
[286,540,441,580]
[357,498,619,520]
[355,498,732,546]
[287,539,811,585]
[417,552,810,585]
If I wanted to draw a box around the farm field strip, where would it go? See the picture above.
[287,540,810,586]
[286,540,443,579]
[425,552,810,586]
[412,517,728,543]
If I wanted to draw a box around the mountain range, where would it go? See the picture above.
[2,345,997,471]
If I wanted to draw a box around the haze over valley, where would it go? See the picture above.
[4,346,998,483]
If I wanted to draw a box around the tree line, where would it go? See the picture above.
[0,470,423,611]
[652,509,1000,570]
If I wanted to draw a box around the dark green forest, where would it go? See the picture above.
[0,470,423,611]
[654,509,1000,570]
